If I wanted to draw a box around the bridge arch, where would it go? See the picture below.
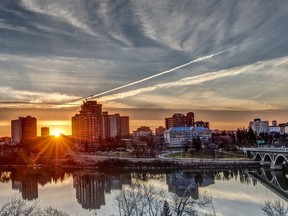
[274,172,288,192]
[254,153,261,161]
[264,169,273,182]
[263,154,272,163]
[274,154,288,167]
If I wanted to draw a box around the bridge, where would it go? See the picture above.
[241,147,288,170]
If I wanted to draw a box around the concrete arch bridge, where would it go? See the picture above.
[241,147,288,170]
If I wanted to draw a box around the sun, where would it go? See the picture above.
[52,129,62,137]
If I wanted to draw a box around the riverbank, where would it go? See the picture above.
[0,157,261,172]
[0,150,262,171]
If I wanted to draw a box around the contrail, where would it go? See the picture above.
[80,38,263,101]
[84,48,232,101]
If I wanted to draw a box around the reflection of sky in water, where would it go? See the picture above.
[0,172,286,216]
[202,178,285,216]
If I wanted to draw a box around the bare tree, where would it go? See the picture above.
[0,199,70,216]
[172,189,213,216]
[42,206,70,216]
[0,199,41,216]
[261,200,288,216]
[161,200,172,216]
[114,182,166,216]
[114,183,213,216]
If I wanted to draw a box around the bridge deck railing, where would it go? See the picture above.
[241,147,288,153]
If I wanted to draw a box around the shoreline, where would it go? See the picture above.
[0,157,262,171]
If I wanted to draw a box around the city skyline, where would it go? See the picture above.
[1,1,288,136]
[1,103,287,137]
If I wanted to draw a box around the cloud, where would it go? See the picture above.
[98,56,288,110]
[20,0,98,37]
[1,0,288,113]
[0,86,80,108]
[85,47,233,100]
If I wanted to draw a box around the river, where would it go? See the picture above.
[0,167,287,216]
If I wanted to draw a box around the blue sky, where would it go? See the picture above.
[1,0,288,134]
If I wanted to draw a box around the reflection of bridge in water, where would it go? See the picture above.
[246,168,288,202]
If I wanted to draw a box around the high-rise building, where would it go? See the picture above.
[101,113,130,140]
[165,112,195,129]
[41,127,50,137]
[110,114,121,138]
[101,112,111,140]
[21,116,37,142]
[11,118,22,144]
[11,116,37,144]
[72,100,102,152]
[120,116,130,137]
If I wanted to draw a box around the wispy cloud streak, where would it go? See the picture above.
[85,39,261,101]
[0,86,81,108]
[98,67,243,102]
[98,55,288,104]
[85,48,230,100]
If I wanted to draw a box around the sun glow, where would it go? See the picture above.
[51,129,63,137]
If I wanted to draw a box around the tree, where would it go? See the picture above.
[173,189,212,216]
[114,183,213,216]
[0,199,69,216]
[193,136,202,152]
[261,200,288,216]
[161,200,172,216]
[247,127,257,146]
[0,199,40,216]
[183,140,191,153]
[114,183,166,216]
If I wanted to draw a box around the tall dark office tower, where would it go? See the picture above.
[11,116,37,144]
[72,100,102,152]
[21,116,37,142]
[120,116,130,137]
[11,118,23,144]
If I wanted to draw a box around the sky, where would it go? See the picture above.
[1,0,288,136]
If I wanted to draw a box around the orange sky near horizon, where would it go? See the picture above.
[0,119,248,137]
[1,107,287,137]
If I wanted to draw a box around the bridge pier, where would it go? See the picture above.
[270,164,283,170]
[260,161,270,166]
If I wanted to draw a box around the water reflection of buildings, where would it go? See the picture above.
[11,169,66,201]
[12,178,38,200]
[73,171,132,210]
[4,169,218,211]
[166,171,215,199]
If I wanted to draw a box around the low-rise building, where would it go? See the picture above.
[132,126,152,138]
[269,126,280,134]
[164,127,212,148]
[249,118,269,135]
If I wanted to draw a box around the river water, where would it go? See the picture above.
[0,168,287,216]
